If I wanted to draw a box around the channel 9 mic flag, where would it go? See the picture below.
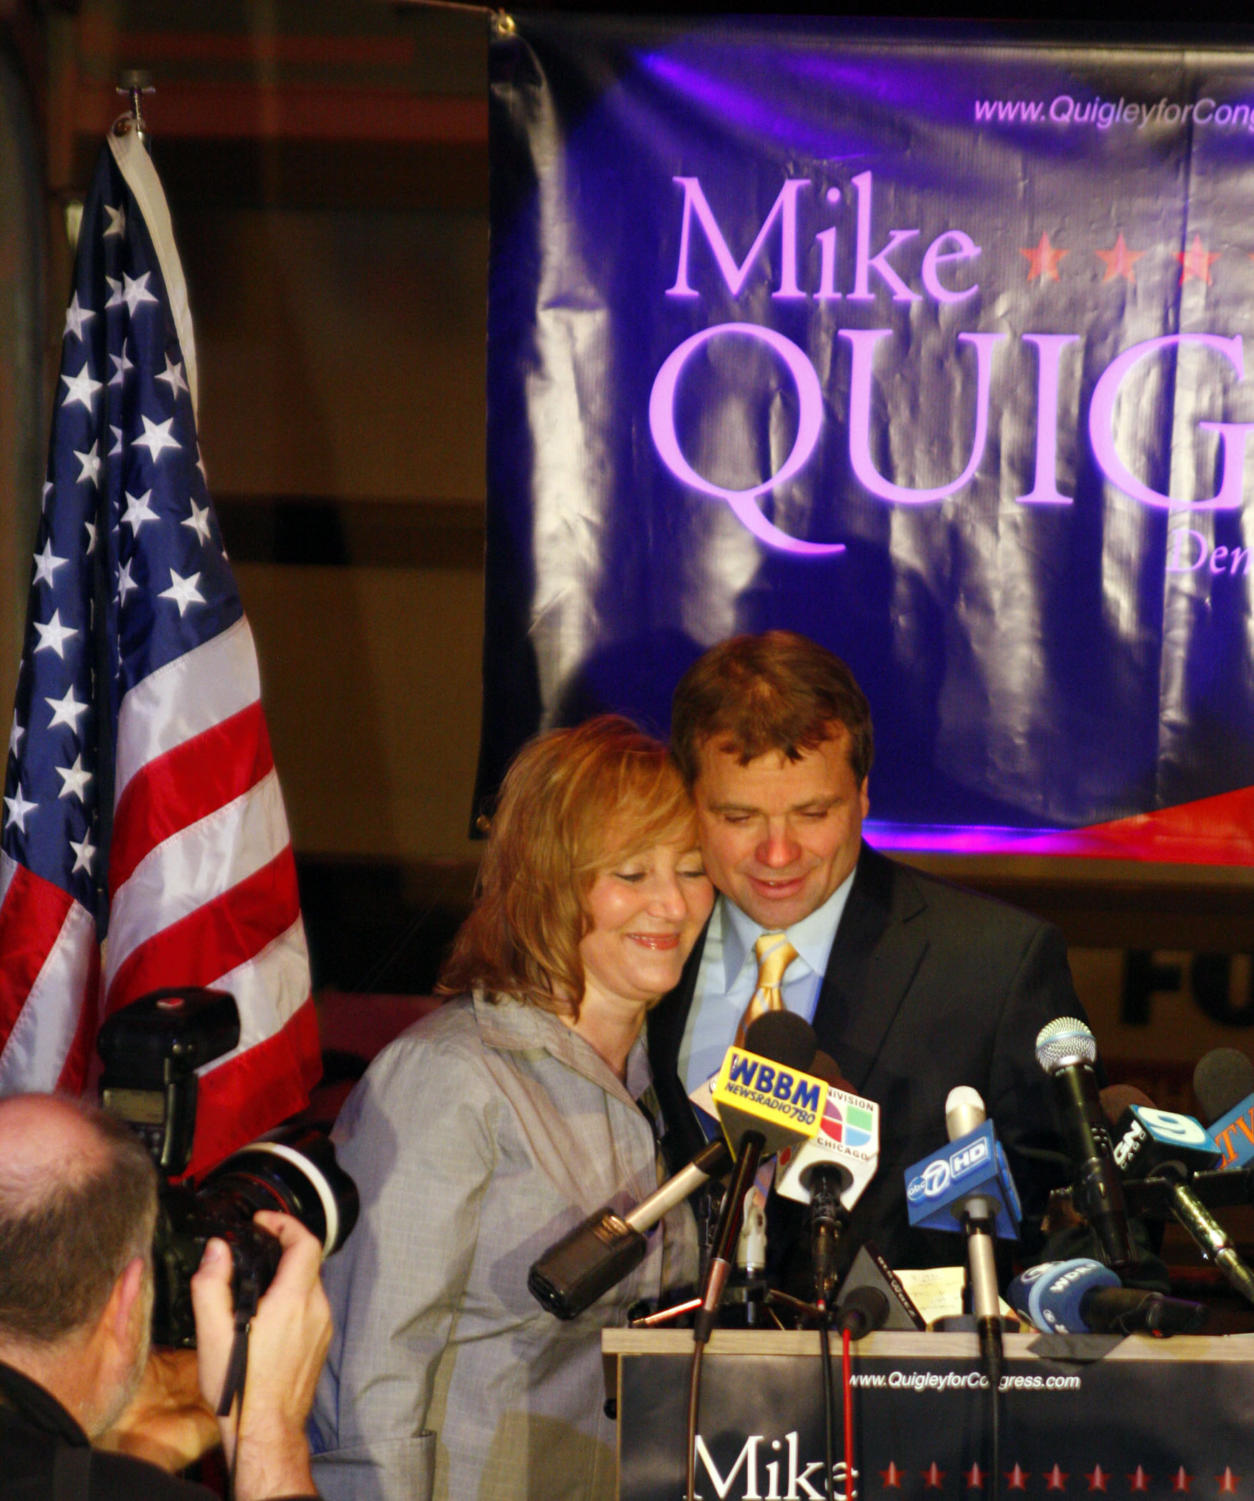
[0,125,320,1176]
[482,16,1254,863]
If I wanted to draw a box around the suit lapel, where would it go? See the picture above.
[646,928,709,1171]
[813,844,929,1093]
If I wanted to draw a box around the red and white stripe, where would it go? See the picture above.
[0,615,319,1176]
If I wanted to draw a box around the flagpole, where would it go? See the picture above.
[114,70,154,150]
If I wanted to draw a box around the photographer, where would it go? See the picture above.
[0,1092,331,1500]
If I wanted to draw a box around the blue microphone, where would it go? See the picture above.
[1007,1258,1207,1336]
[906,1087,1021,1381]
[1110,1099,1222,1180]
[905,1091,1021,1241]
[1107,1086,1254,1306]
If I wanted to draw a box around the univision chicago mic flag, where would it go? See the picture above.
[0,122,320,1176]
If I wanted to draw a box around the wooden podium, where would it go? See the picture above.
[605,1329,1254,1501]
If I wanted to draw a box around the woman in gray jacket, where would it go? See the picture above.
[309,716,712,1501]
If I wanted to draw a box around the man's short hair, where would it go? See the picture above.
[0,1097,158,1345]
[672,630,873,786]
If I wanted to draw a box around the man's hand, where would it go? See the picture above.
[191,1210,332,1501]
[96,1348,220,1472]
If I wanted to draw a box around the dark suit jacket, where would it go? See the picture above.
[647,842,1083,1288]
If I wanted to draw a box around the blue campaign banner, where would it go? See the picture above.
[480,16,1254,862]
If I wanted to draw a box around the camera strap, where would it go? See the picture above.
[216,1302,253,1418]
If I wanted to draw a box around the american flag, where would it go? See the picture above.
[0,123,320,1177]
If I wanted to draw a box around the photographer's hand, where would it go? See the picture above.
[191,1210,332,1501]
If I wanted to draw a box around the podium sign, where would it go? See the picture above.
[607,1330,1254,1501]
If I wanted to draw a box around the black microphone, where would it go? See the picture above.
[774,1050,879,1307]
[1035,1017,1133,1270]
[834,1285,889,1338]
[528,1136,732,1319]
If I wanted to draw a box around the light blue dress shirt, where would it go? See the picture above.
[678,869,857,1094]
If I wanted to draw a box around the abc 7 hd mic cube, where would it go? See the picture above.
[905,1120,1022,1241]
[905,1108,1021,1330]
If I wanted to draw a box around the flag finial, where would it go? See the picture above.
[114,69,154,149]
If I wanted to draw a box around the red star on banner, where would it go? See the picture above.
[881,1462,905,1489]
[1130,1467,1152,1491]
[1087,1466,1111,1491]
[1021,232,1069,281]
[1172,1469,1192,1493]
[1176,233,1220,285]
[1046,1465,1070,1490]
[924,1463,946,1488]
[1095,233,1144,283]
[1007,1465,1030,1490]
[1218,1469,1240,1493]
[966,1464,987,1490]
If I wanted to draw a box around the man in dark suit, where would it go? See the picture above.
[647,629,1087,1295]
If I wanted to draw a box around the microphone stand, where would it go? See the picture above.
[686,1130,765,1501]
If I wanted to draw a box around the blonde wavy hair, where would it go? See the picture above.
[437,715,697,1019]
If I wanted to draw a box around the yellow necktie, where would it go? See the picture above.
[735,931,799,1048]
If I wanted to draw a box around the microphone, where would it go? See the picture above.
[527,1136,732,1319]
[1007,1258,1208,1336]
[774,1058,880,1306]
[695,1013,825,1341]
[838,1242,927,1330]
[1108,1093,1221,1182]
[1035,1017,1133,1270]
[906,1087,1020,1379]
[1195,1047,1254,1168]
[944,1087,1007,1328]
[905,1090,1021,1242]
[834,1285,889,1338]
[1105,1087,1254,1307]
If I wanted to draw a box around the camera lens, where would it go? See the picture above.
[199,1125,359,1256]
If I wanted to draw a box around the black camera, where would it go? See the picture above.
[98,987,358,1347]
